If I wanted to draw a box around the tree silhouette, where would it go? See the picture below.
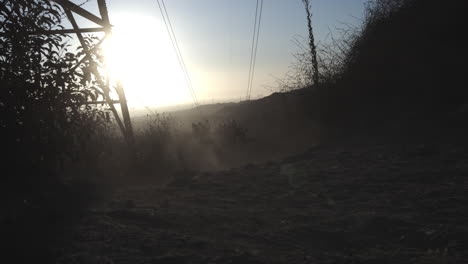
[301,0,319,87]
[1,0,108,201]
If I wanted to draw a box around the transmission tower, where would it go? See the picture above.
[30,0,134,145]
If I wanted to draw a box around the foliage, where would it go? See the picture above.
[263,0,465,142]
[215,120,248,145]
[329,0,467,137]
[140,113,176,161]
[364,0,411,23]
[276,27,359,93]
[281,0,420,93]
[0,0,109,200]
[134,113,179,174]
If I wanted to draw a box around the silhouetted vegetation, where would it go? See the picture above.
[284,0,466,141]
[133,113,253,176]
[2,0,467,262]
[301,0,319,87]
[1,0,111,260]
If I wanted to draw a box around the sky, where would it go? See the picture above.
[69,0,368,109]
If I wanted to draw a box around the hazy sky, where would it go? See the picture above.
[71,0,368,108]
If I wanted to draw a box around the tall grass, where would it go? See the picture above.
[131,113,252,179]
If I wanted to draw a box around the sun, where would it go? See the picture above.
[102,13,191,108]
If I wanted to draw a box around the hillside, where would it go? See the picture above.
[129,88,320,171]
[133,0,468,149]
[319,0,467,140]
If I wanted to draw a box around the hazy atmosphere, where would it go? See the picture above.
[75,0,368,109]
[2,0,467,263]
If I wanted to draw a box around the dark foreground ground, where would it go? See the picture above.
[53,142,468,264]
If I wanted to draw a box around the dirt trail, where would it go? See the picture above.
[56,143,468,263]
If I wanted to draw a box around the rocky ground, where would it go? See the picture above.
[54,143,468,264]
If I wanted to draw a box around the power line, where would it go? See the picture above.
[156,0,198,106]
[160,0,199,106]
[246,0,260,101]
[249,0,263,100]
[155,0,199,107]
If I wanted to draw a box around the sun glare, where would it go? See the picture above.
[102,14,191,108]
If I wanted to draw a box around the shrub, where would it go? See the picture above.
[0,0,110,205]
[215,120,248,146]
[286,0,466,136]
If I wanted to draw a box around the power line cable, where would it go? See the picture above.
[155,0,199,107]
[246,0,263,100]
[246,0,259,100]
[248,0,263,100]
[156,0,195,105]
[160,0,199,106]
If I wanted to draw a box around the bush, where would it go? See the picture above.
[0,1,117,261]
[287,0,467,137]
[135,113,180,174]
[130,113,253,177]
[215,120,248,145]
[0,0,111,213]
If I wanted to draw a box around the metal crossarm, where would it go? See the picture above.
[27,27,106,35]
[53,0,106,26]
